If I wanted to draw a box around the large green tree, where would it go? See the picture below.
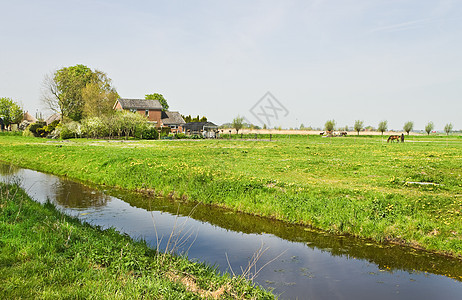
[145,93,169,111]
[82,71,119,118]
[42,65,118,122]
[42,64,94,121]
[0,97,23,128]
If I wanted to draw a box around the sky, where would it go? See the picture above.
[1,0,461,131]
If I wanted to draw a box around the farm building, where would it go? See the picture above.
[114,98,164,125]
[23,111,37,123]
[182,122,219,138]
[45,113,61,125]
[161,111,186,133]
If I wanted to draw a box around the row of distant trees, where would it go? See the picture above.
[227,115,456,136]
[324,120,454,136]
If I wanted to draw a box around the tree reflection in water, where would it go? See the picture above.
[0,164,20,176]
[52,179,110,209]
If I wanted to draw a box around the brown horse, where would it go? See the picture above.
[387,135,401,143]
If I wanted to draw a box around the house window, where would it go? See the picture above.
[145,110,149,117]
[130,109,137,113]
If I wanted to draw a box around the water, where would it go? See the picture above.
[1,164,462,299]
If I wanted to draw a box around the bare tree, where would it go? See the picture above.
[41,72,62,117]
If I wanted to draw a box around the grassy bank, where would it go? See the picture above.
[0,182,274,299]
[0,134,461,258]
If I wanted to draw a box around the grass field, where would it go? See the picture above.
[0,182,274,299]
[0,133,461,258]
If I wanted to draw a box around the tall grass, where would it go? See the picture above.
[0,134,461,258]
[0,182,274,299]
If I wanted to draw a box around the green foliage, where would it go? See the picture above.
[57,111,160,140]
[232,115,244,134]
[0,135,462,258]
[55,64,94,121]
[0,97,23,127]
[28,121,47,137]
[58,121,82,139]
[425,121,434,135]
[444,123,453,135]
[135,126,159,140]
[0,183,273,299]
[82,71,119,118]
[27,121,60,138]
[80,111,154,139]
[378,120,388,135]
[145,93,169,111]
[324,119,335,132]
[173,133,187,139]
[354,120,364,135]
[43,65,118,122]
[159,126,171,137]
[181,115,207,123]
[403,121,414,135]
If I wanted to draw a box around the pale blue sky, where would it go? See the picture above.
[1,0,460,130]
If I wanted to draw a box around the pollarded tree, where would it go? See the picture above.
[0,97,23,128]
[378,120,388,136]
[324,119,335,132]
[425,121,434,135]
[403,121,414,135]
[232,115,244,134]
[145,93,169,111]
[444,123,453,136]
[354,120,364,135]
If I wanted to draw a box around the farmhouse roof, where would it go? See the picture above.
[116,98,163,110]
[23,111,37,123]
[45,113,61,125]
[161,111,185,125]
[182,122,218,132]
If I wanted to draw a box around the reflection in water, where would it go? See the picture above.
[112,189,462,282]
[52,179,110,208]
[0,163,20,176]
[1,163,462,300]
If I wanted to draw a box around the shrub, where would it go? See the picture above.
[159,127,171,137]
[82,117,108,138]
[134,126,159,140]
[28,122,46,137]
[174,133,187,139]
[22,125,34,137]
[59,122,82,139]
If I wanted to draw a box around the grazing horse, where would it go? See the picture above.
[387,135,401,143]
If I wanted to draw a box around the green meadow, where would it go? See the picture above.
[0,133,461,258]
[0,182,274,299]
